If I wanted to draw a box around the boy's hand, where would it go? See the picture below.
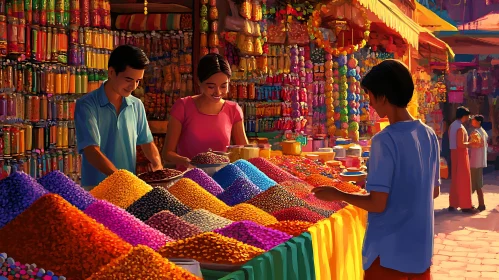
[312,187,344,201]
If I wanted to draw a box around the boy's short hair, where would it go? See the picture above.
[108,45,150,74]
[455,106,470,119]
[473,115,484,124]
[360,59,414,108]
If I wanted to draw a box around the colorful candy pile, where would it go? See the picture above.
[88,246,201,280]
[126,187,191,221]
[90,170,152,209]
[184,168,224,196]
[181,209,233,232]
[214,221,292,251]
[0,253,66,280]
[146,211,202,240]
[217,177,262,206]
[84,200,172,250]
[168,178,230,215]
[159,232,265,265]
[0,194,132,279]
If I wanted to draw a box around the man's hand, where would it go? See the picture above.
[150,162,163,172]
[312,187,344,201]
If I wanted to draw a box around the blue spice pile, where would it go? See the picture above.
[233,160,277,191]
[217,177,262,206]
[212,164,248,189]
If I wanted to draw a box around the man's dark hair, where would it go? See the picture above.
[197,53,232,83]
[108,45,149,74]
[473,114,484,125]
[455,106,470,119]
[360,59,414,108]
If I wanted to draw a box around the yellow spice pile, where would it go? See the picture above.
[221,203,278,226]
[168,178,230,215]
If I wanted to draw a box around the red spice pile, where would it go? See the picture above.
[0,194,132,279]
[271,207,325,223]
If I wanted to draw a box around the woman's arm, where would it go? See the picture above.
[232,121,249,145]
[162,117,191,167]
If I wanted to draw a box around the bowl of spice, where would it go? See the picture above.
[138,168,184,188]
[190,151,230,176]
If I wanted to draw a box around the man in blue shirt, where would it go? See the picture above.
[75,45,163,190]
[314,60,439,279]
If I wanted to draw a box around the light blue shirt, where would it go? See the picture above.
[75,83,153,187]
[363,120,440,273]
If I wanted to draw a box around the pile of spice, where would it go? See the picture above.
[184,168,224,196]
[217,177,262,206]
[191,151,230,165]
[168,178,230,215]
[303,193,347,212]
[269,156,338,180]
[248,157,302,183]
[0,172,47,228]
[221,203,278,226]
[159,232,264,265]
[247,185,334,217]
[305,174,338,187]
[0,253,67,280]
[181,209,233,232]
[37,170,96,211]
[145,210,202,240]
[332,181,367,194]
[267,221,314,237]
[90,170,153,209]
[233,160,277,191]
[138,168,183,182]
[88,245,201,280]
[271,207,325,223]
[214,221,292,251]
[126,187,191,221]
[84,200,172,250]
[212,164,249,189]
[279,179,314,198]
[0,194,132,279]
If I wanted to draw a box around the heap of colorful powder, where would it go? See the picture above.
[214,221,292,251]
[221,203,278,226]
[168,178,230,215]
[233,159,277,190]
[248,157,303,183]
[181,209,233,232]
[269,156,338,179]
[217,177,262,206]
[183,168,224,196]
[84,200,172,250]
[126,187,191,221]
[303,193,347,212]
[159,232,264,265]
[272,207,325,223]
[212,164,248,189]
[0,194,131,279]
[145,210,202,240]
[90,169,152,209]
[0,172,47,228]
[279,179,314,198]
[247,185,334,217]
[87,245,201,280]
[267,220,314,237]
[305,174,338,187]
[37,170,96,211]
[280,179,346,211]
[0,253,67,280]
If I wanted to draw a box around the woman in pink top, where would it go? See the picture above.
[163,54,249,168]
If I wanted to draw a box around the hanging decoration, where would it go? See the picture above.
[200,0,220,56]
[144,0,148,15]
[346,55,361,141]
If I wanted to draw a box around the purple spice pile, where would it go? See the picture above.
[0,172,47,228]
[212,164,249,189]
[217,177,262,206]
[84,200,172,250]
[0,252,67,280]
[184,168,224,196]
[145,210,202,240]
[214,221,292,251]
[233,160,277,191]
[126,187,191,221]
[37,171,96,211]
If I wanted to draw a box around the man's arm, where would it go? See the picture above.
[136,101,162,170]
[140,142,163,170]
[83,146,118,175]
[314,190,388,213]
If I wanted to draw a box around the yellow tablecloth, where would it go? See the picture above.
[309,205,368,280]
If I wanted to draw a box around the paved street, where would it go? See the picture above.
[432,167,499,280]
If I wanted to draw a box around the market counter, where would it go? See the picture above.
[205,205,367,280]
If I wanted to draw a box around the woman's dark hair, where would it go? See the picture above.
[455,106,470,119]
[473,114,484,124]
[360,59,414,108]
[108,45,149,74]
[197,53,232,83]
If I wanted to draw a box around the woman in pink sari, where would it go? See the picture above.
[448,106,476,213]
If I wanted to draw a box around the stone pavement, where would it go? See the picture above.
[432,169,499,280]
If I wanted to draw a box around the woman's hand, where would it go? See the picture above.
[177,156,193,168]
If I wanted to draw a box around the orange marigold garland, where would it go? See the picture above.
[307,2,370,56]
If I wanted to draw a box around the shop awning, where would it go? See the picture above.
[358,0,420,49]
[418,28,455,58]
[415,2,457,32]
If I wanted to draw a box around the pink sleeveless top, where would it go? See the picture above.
[170,96,244,161]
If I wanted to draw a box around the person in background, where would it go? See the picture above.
[313,60,439,280]
[448,106,476,213]
[75,45,163,190]
[163,53,249,169]
[442,119,451,178]
[469,115,488,212]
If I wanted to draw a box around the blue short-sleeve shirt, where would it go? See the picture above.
[75,83,153,187]
[363,120,440,274]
